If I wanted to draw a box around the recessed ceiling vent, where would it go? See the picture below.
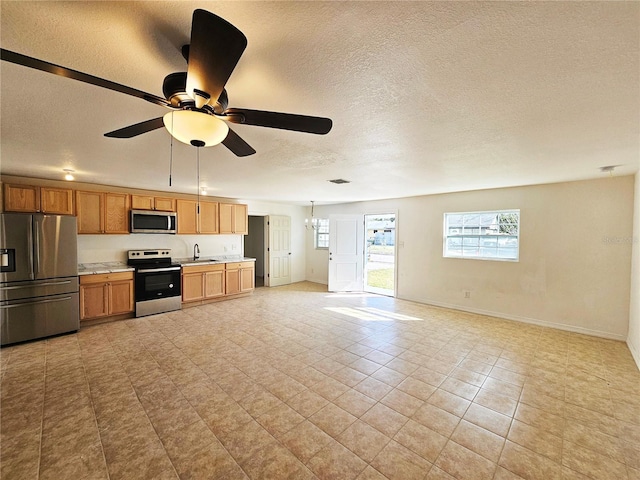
[328,179,350,184]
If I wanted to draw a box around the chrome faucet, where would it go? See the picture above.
[193,243,200,261]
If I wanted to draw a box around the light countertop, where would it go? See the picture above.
[175,256,256,267]
[78,262,134,276]
[78,257,255,275]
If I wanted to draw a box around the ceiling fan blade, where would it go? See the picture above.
[186,10,247,106]
[222,127,256,157]
[1,49,171,108]
[104,117,165,138]
[224,108,333,135]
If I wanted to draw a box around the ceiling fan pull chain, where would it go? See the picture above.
[196,146,200,214]
[169,112,174,186]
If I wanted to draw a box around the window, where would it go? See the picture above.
[314,218,329,249]
[443,209,520,261]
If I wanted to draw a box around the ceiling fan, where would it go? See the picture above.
[0,9,332,156]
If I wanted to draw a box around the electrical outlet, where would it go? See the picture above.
[311,268,314,274]
[464,291,471,298]
[224,246,228,252]
[232,244,237,250]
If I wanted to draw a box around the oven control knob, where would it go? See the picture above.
[169,284,173,288]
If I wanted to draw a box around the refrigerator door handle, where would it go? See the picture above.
[0,280,72,291]
[34,225,40,275]
[27,216,35,280]
[2,296,73,309]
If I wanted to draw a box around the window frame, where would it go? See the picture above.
[443,209,520,262]
[314,218,329,250]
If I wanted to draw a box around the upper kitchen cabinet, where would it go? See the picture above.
[4,184,40,212]
[131,195,176,212]
[41,187,74,215]
[76,191,130,234]
[176,199,219,234]
[3,184,74,215]
[219,203,248,235]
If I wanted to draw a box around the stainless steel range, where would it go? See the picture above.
[127,249,181,317]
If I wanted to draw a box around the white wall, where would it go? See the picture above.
[628,174,640,368]
[78,233,242,264]
[308,176,635,341]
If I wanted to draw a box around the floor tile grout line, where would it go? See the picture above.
[76,333,112,480]
[35,340,47,480]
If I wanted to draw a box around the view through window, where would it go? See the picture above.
[314,218,329,249]
[444,210,520,261]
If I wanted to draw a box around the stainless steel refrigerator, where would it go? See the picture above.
[1,213,79,346]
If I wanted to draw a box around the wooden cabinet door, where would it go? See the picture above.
[104,193,130,233]
[234,204,248,235]
[4,184,40,212]
[177,200,198,234]
[205,270,225,298]
[131,195,154,210]
[198,201,219,234]
[182,272,204,302]
[219,203,248,234]
[76,191,104,234]
[219,203,234,234]
[41,187,73,215]
[225,268,240,295]
[109,280,134,315]
[154,197,176,212]
[240,265,255,292]
[80,283,109,320]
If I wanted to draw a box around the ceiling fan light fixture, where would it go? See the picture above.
[163,110,228,147]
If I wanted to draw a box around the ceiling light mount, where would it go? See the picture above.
[599,165,619,177]
[328,179,350,184]
[63,168,75,181]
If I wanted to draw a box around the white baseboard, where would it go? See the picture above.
[627,338,640,371]
[406,298,628,342]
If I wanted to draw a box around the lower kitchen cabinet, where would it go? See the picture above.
[79,272,134,320]
[182,264,225,303]
[182,261,254,304]
[225,261,255,295]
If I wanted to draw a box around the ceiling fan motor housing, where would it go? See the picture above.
[162,72,227,113]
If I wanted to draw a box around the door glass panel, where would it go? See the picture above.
[364,214,396,297]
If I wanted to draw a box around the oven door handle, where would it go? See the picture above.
[137,266,181,273]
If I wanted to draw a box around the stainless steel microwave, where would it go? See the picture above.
[130,210,177,234]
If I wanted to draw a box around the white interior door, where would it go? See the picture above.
[267,215,291,287]
[328,214,364,292]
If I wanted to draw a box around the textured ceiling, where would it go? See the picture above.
[1,1,638,205]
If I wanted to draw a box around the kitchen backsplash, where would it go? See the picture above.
[77,233,243,263]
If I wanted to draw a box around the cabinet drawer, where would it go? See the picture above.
[80,271,133,284]
[182,263,225,274]
[225,262,243,270]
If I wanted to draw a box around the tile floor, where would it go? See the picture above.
[1,281,639,480]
